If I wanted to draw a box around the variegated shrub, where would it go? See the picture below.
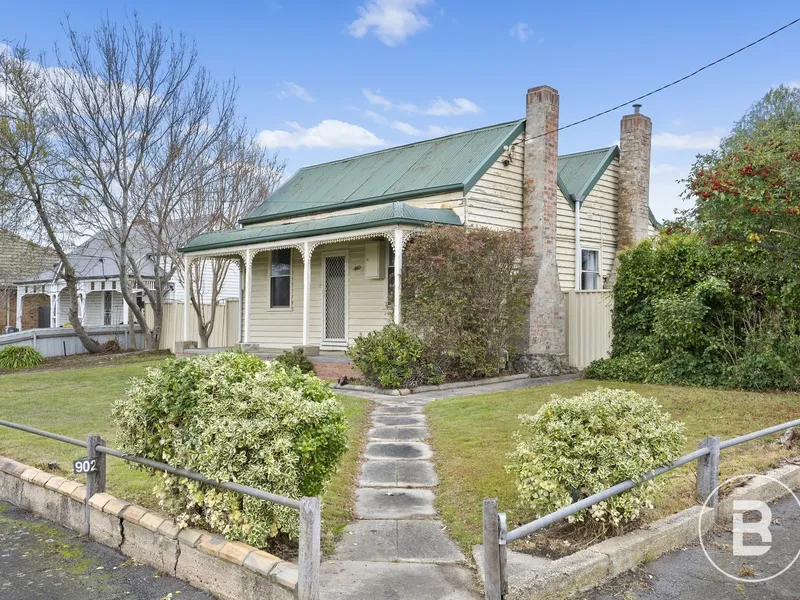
[507,388,685,528]
[113,351,347,549]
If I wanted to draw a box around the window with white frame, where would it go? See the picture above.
[270,249,292,308]
[386,245,395,302]
[581,249,600,290]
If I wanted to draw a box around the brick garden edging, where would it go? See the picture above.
[0,455,297,600]
[336,372,531,396]
[476,461,800,600]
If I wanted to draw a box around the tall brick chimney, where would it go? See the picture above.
[523,86,565,356]
[617,104,652,250]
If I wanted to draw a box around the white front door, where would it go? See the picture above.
[323,253,348,345]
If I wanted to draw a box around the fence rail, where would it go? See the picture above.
[482,416,800,600]
[0,418,319,600]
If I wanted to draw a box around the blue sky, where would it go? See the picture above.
[3,1,799,221]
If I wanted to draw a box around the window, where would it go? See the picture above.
[581,249,600,290]
[270,249,292,308]
[387,246,395,301]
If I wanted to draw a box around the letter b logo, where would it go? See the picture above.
[732,500,772,557]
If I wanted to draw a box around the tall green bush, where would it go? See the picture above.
[507,388,686,529]
[401,225,534,378]
[113,351,347,549]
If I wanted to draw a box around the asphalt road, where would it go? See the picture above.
[584,488,800,600]
[0,501,211,600]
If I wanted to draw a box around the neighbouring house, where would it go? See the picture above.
[0,230,56,331]
[179,85,657,369]
[14,229,240,331]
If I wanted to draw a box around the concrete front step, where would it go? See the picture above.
[356,488,437,519]
[321,560,478,600]
[335,520,464,563]
[360,460,439,488]
[371,414,426,427]
[368,426,428,442]
[364,441,433,461]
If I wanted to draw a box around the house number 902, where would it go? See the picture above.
[72,457,98,474]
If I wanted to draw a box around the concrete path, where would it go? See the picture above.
[322,374,578,600]
[0,500,210,600]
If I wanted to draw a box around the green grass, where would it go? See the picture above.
[0,354,370,544]
[425,380,800,553]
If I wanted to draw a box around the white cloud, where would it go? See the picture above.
[425,97,481,116]
[276,81,314,103]
[652,128,726,151]
[348,0,431,47]
[509,22,530,42]
[257,120,386,149]
[425,124,460,136]
[787,81,800,90]
[392,120,421,135]
[363,89,418,113]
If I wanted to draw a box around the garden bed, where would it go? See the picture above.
[424,379,800,555]
[0,356,370,546]
[336,372,531,396]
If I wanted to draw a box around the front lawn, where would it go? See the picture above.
[426,380,800,553]
[0,354,369,541]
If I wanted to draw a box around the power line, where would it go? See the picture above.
[511,15,800,147]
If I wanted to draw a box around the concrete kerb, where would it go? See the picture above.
[494,461,800,600]
[0,454,297,600]
[334,373,531,396]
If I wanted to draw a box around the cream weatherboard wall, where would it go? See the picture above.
[556,157,621,291]
[465,133,524,229]
[247,240,392,349]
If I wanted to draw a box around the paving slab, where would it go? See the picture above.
[372,405,423,415]
[321,561,478,600]
[368,426,428,442]
[371,414,426,427]
[364,441,433,460]
[360,460,439,487]
[335,520,397,562]
[355,488,437,519]
[397,520,465,562]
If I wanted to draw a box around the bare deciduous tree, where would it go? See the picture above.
[0,45,101,351]
[49,16,235,350]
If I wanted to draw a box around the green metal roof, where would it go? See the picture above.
[557,146,620,202]
[182,202,462,252]
[241,120,525,225]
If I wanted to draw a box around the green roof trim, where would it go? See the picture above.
[240,120,526,226]
[182,202,461,253]
[557,146,620,204]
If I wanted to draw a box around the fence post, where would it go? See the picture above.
[298,497,321,600]
[696,435,720,517]
[483,498,502,600]
[84,434,106,537]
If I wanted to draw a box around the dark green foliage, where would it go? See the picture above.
[0,346,45,370]
[590,231,800,390]
[347,324,442,389]
[273,348,315,374]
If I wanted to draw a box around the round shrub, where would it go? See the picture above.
[273,348,315,374]
[507,388,686,529]
[112,351,348,548]
[347,324,441,389]
[0,346,44,370]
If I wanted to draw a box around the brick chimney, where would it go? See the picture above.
[617,104,652,250]
[523,86,565,356]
